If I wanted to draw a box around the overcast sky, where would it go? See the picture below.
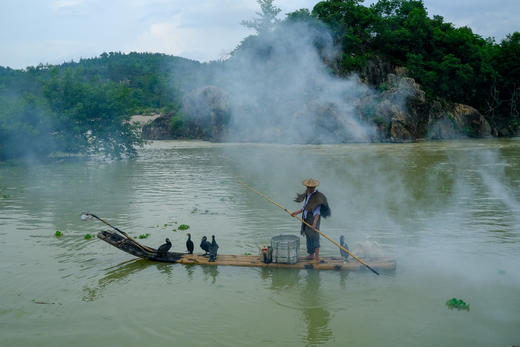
[0,0,519,69]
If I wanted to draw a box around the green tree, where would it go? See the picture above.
[0,52,203,160]
[491,32,520,128]
[241,0,282,34]
[312,0,378,70]
[0,93,57,160]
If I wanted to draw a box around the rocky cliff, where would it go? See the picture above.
[357,72,492,142]
[142,86,231,141]
[142,67,492,143]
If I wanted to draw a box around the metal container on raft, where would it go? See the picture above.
[271,234,300,264]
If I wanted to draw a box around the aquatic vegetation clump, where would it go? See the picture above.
[446,298,470,311]
[138,233,150,239]
[191,207,213,215]
[178,224,190,230]
[55,230,63,237]
[219,196,234,202]
[84,234,93,240]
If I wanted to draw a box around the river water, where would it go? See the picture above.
[1,139,519,346]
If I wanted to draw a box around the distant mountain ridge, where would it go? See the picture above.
[1,0,519,159]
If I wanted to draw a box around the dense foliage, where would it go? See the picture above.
[308,0,520,131]
[0,0,519,160]
[0,52,207,160]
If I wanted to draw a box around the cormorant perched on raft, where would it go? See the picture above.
[186,233,194,254]
[157,238,172,257]
[200,236,210,256]
[339,235,349,261]
[209,235,219,262]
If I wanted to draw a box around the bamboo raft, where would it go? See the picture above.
[97,230,396,272]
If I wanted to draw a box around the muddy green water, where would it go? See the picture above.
[1,140,519,346]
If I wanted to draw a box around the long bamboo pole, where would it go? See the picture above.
[237,180,380,275]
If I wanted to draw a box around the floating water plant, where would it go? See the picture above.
[55,230,63,237]
[84,234,93,240]
[178,224,190,230]
[2,194,10,199]
[138,233,150,239]
[446,298,470,311]
[219,196,234,202]
[191,207,211,215]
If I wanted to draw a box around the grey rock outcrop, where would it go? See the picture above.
[359,71,491,142]
[142,114,174,140]
[141,86,231,141]
[141,62,493,143]
[359,73,427,142]
[427,102,492,139]
[180,86,231,140]
[360,56,396,86]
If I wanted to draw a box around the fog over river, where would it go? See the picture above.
[1,139,519,346]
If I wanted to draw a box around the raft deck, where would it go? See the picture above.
[97,230,396,272]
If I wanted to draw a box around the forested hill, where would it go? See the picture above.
[308,0,519,132]
[0,53,214,160]
[1,0,519,160]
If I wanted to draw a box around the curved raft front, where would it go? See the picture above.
[97,230,396,272]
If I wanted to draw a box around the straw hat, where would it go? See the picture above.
[302,178,320,187]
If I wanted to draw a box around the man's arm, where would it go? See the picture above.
[311,206,321,230]
[312,213,320,230]
[291,209,302,217]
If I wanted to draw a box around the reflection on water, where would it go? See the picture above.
[156,262,174,278]
[261,268,301,291]
[261,268,335,345]
[201,264,219,284]
[83,258,222,303]
[82,259,151,302]
[2,139,520,347]
[300,271,333,346]
[86,257,336,345]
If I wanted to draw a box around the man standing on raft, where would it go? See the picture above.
[291,178,331,261]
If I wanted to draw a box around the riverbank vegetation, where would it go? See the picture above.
[0,0,518,160]
[0,53,206,160]
[309,0,519,134]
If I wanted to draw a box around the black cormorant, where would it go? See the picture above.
[209,235,219,262]
[339,235,349,261]
[186,233,194,254]
[200,236,210,256]
[157,238,172,257]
